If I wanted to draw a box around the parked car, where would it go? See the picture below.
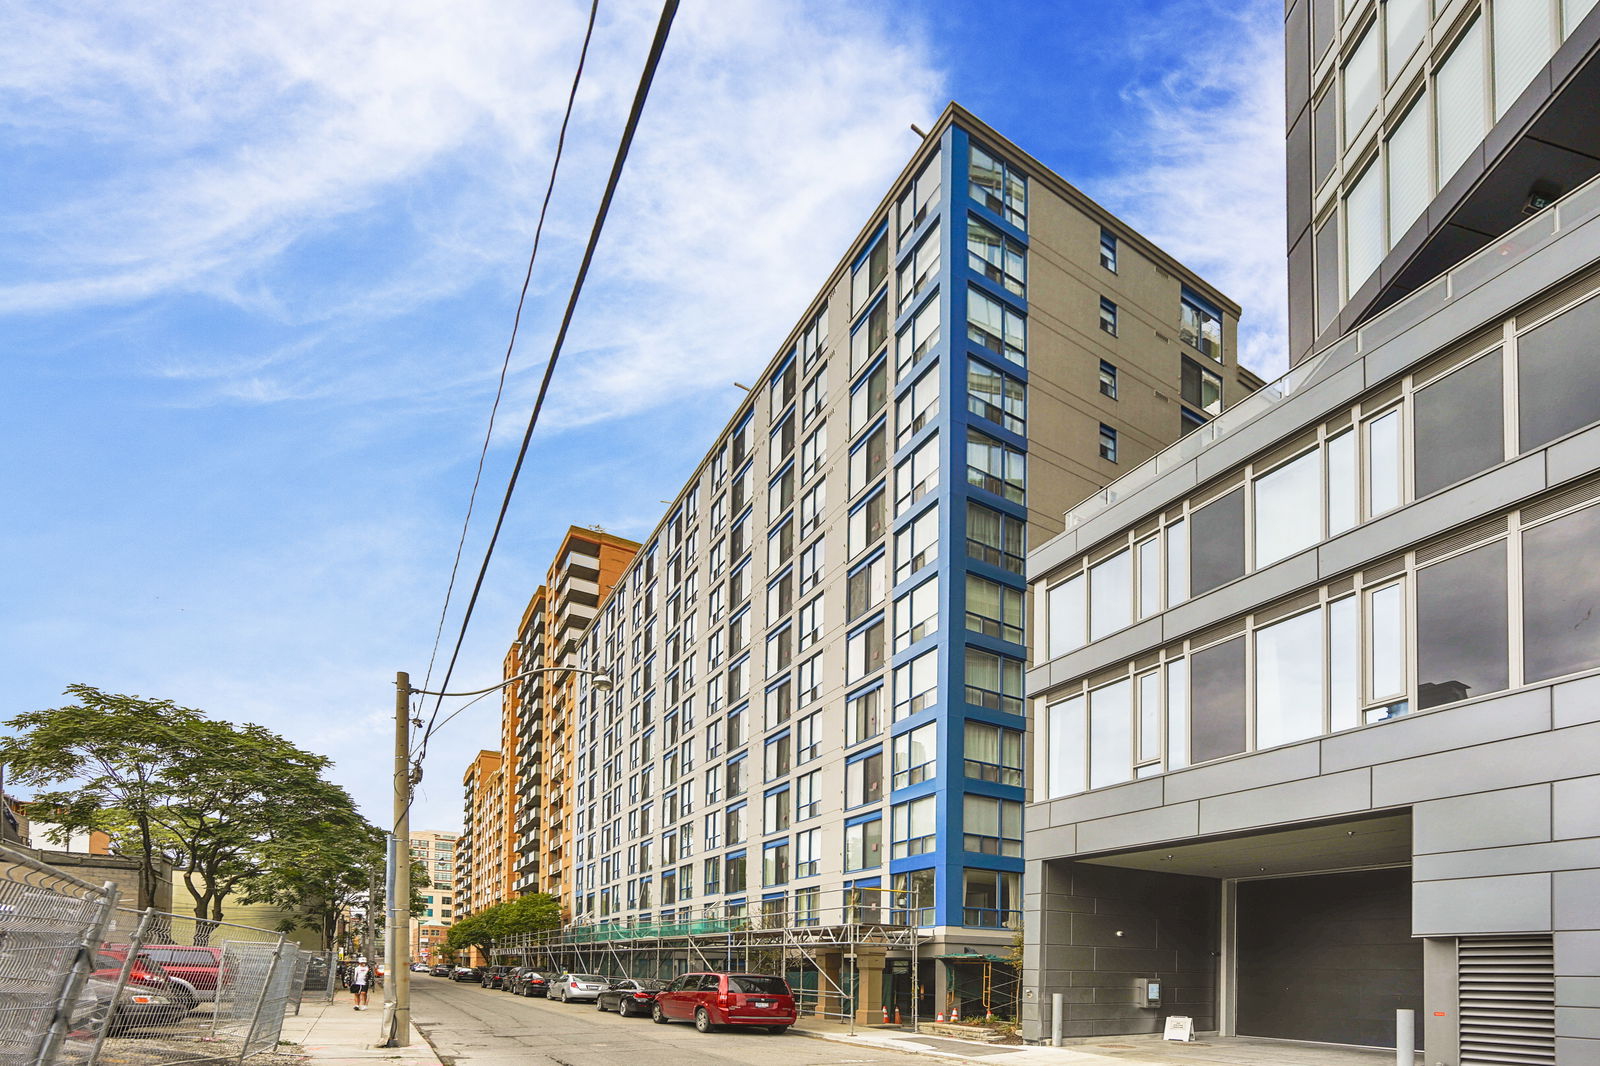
[94,949,199,1011]
[508,968,549,997]
[410,963,430,972]
[73,976,191,1036]
[88,952,196,1030]
[549,972,608,1003]
[652,972,796,1033]
[480,965,515,989]
[103,944,222,1001]
[430,965,452,977]
[595,978,666,1017]
[451,966,484,982]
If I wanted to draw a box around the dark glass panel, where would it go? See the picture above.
[1191,487,1246,595]
[1519,295,1600,451]
[1413,351,1503,496]
[1523,505,1600,683]
[1416,541,1508,709]
[1190,636,1247,763]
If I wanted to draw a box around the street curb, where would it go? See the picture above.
[789,1024,1008,1065]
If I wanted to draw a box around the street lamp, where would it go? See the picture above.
[382,666,611,1048]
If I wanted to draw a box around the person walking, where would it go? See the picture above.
[349,957,374,1011]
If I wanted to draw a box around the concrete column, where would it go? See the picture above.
[932,957,951,1019]
[852,948,887,1024]
[816,951,844,1017]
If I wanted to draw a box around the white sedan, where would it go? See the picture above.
[549,973,609,1002]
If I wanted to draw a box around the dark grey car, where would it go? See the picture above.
[595,978,667,1016]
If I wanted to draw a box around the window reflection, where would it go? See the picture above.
[1416,541,1508,709]
[1088,680,1133,790]
[1255,609,1325,749]
[1254,449,1322,566]
[1190,636,1247,763]
[1518,295,1600,452]
[1523,505,1600,682]
[1414,352,1503,497]
[1368,582,1405,703]
[1088,550,1131,640]
[1366,410,1402,517]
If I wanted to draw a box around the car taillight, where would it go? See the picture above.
[633,992,650,999]
[717,993,729,1007]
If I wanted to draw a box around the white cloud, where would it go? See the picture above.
[0,0,943,422]
[1100,0,1288,379]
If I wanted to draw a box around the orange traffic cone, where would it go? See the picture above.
[985,1009,994,1021]
[895,1006,903,1025]
[882,1006,890,1023]
[936,1009,945,1022]
[950,1004,960,1023]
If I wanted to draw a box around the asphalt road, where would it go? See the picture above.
[410,976,917,1066]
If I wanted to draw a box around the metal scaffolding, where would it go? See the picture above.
[485,887,927,1034]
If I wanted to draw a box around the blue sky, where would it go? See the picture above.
[1,0,1284,834]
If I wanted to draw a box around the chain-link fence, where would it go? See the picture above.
[91,908,298,1066]
[0,846,119,1066]
[0,845,326,1066]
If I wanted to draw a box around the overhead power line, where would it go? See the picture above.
[416,0,681,764]
[419,0,602,706]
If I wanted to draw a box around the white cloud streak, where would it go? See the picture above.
[1100,0,1288,379]
[0,1,943,422]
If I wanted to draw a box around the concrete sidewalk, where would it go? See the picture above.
[279,993,445,1066]
[789,1019,1415,1066]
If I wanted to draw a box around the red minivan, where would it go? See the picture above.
[651,971,796,1033]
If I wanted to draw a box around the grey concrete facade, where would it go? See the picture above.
[1021,161,1600,1060]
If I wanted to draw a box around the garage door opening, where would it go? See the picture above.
[1234,867,1422,1049]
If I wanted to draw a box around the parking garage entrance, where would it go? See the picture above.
[1234,866,1421,1049]
[1063,811,1422,1049]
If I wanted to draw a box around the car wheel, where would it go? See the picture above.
[694,1007,714,1034]
[768,1026,788,1035]
[617,999,630,1017]
[596,998,607,1012]
[651,1003,669,1024]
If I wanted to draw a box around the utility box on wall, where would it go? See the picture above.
[1135,977,1162,1008]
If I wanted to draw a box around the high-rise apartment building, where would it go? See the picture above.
[506,528,639,912]
[1023,3,1600,1060]
[455,527,639,920]
[552,102,1253,1010]
[455,750,507,917]
[408,829,458,963]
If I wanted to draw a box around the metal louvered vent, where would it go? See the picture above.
[1416,516,1510,565]
[1458,935,1555,1066]
[1521,473,1600,524]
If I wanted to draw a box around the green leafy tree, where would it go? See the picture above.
[0,685,204,907]
[499,892,561,935]
[146,717,367,932]
[443,893,559,954]
[243,824,387,949]
[1,685,375,940]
